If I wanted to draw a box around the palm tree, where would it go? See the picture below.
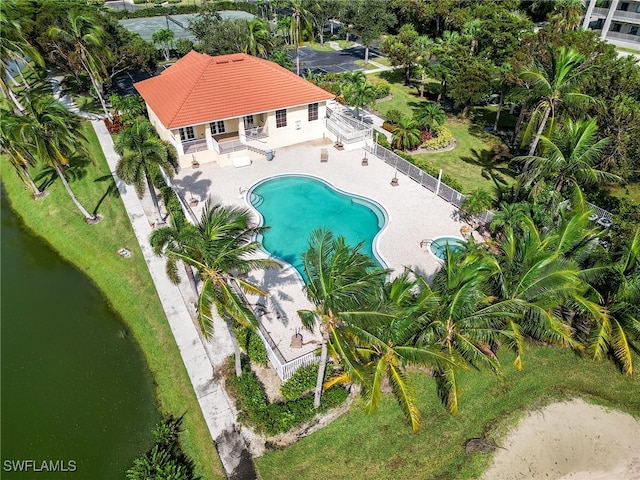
[11,91,100,221]
[518,47,593,156]
[109,93,146,125]
[492,62,514,133]
[391,115,421,151]
[152,28,175,63]
[149,212,200,300]
[243,18,272,57]
[114,119,177,225]
[18,91,101,221]
[0,103,47,198]
[49,11,112,118]
[153,200,280,377]
[415,247,512,415]
[325,270,458,430]
[548,0,585,32]
[585,228,640,375]
[298,228,391,409]
[413,102,446,134]
[488,213,598,369]
[0,1,44,112]
[460,188,493,230]
[415,36,434,98]
[285,0,313,76]
[516,117,621,197]
[461,19,482,54]
[340,71,377,120]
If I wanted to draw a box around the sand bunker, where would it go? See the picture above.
[481,398,640,480]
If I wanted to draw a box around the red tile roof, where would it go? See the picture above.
[134,51,335,129]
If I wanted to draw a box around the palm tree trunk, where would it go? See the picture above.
[493,90,504,132]
[2,82,24,112]
[528,105,551,156]
[296,47,300,76]
[20,166,46,198]
[364,46,369,65]
[511,106,527,147]
[183,261,199,299]
[224,317,244,377]
[313,332,329,409]
[54,164,97,222]
[420,70,425,98]
[144,168,164,225]
[87,71,110,119]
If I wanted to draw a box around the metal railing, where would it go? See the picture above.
[325,105,374,145]
[212,137,247,155]
[182,138,208,154]
[245,126,269,140]
[368,142,613,227]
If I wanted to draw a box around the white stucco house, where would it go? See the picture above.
[134,51,336,169]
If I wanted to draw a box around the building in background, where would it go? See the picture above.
[583,0,640,49]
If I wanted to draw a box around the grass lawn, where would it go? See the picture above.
[354,60,378,70]
[411,120,517,194]
[368,71,517,194]
[305,42,335,52]
[371,56,391,67]
[255,344,640,480]
[608,181,640,204]
[1,122,224,480]
[616,46,640,55]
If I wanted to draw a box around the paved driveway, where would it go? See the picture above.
[295,45,381,74]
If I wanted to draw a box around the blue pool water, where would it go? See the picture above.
[430,236,465,260]
[249,175,386,280]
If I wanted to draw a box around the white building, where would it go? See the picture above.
[134,51,335,169]
[582,0,640,49]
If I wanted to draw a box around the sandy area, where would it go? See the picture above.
[481,398,640,480]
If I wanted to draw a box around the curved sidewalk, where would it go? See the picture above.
[91,120,256,479]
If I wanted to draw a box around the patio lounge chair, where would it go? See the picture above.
[320,148,328,162]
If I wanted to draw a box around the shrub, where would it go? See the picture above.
[280,363,319,400]
[226,358,348,435]
[374,82,391,99]
[104,115,123,134]
[382,122,396,133]
[385,109,403,125]
[421,126,453,151]
[375,129,391,149]
[235,326,268,366]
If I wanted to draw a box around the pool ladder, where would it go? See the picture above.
[250,192,264,207]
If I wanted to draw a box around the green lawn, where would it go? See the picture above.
[1,122,224,480]
[411,120,517,194]
[368,71,517,194]
[371,56,391,67]
[305,42,335,52]
[255,344,640,480]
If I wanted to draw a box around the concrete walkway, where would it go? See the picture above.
[91,120,257,480]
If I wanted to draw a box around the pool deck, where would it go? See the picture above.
[173,139,465,364]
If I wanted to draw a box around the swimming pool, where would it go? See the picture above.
[429,236,465,260]
[248,175,387,280]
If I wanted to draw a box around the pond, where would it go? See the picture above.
[0,187,159,479]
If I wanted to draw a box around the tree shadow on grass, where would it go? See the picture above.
[459,147,517,190]
[92,173,119,216]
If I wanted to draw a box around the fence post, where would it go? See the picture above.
[435,169,443,196]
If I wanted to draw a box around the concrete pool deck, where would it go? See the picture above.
[173,139,466,364]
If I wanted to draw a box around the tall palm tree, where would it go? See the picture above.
[517,117,620,197]
[518,47,593,156]
[461,19,482,54]
[243,18,272,57]
[286,0,313,75]
[548,0,585,32]
[414,36,434,98]
[153,200,280,376]
[298,228,391,409]
[114,119,177,225]
[13,91,99,222]
[391,115,421,151]
[413,102,446,134]
[0,103,47,198]
[49,11,112,118]
[0,0,44,112]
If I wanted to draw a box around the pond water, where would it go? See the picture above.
[0,186,159,479]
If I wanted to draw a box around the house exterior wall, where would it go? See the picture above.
[146,101,330,169]
[583,0,640,49]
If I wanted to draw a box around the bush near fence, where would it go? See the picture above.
[225,357,348,435]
